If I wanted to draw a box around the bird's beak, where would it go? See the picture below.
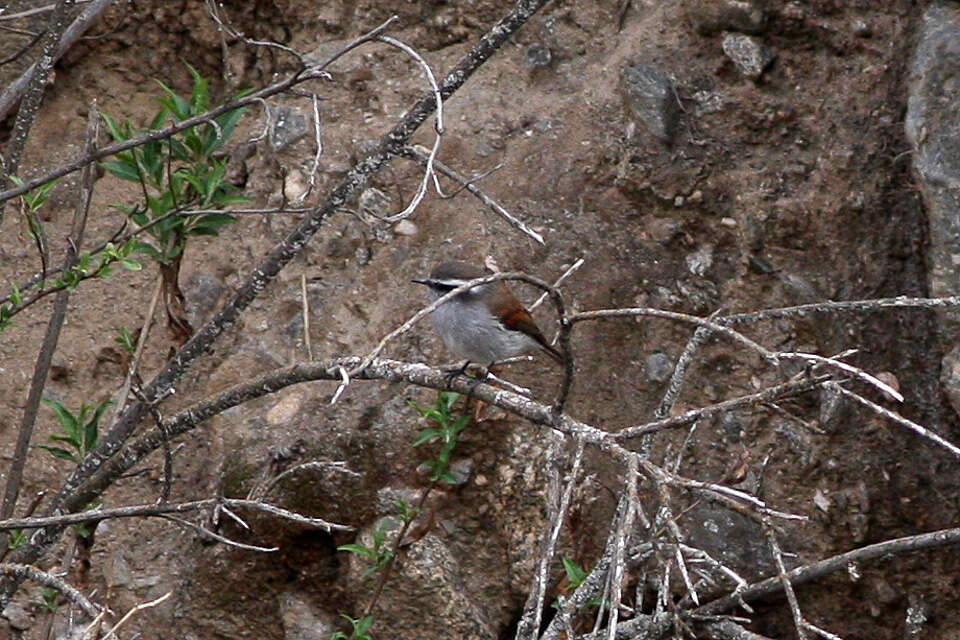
[411,278,430,286]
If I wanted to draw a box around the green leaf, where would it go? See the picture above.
[102,160,141,182]
[119,258,142,271]
[187,62,210,113]
[337,543,376,561]
[411,428,442,447]
[353,616,374,636]
[36,445,79,463]
[84,400,111,452]
[115,327,136,353]
[42,398,80,440]
[561,556,588,588]
[99,111,128,142]
[155,80,190,120]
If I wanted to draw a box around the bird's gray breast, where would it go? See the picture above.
[430,293,533,363]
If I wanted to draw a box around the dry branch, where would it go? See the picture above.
[696,526,960,615]
[1,105,99,525]
[0,563,101,619]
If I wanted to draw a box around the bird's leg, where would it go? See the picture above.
[467,362,497,422]
[444,360,471,389]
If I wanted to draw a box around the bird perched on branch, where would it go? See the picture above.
[413,260,563,370]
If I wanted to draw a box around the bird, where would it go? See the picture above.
[412,260,563,369]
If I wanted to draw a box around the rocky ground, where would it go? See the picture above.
[1,0,960,639]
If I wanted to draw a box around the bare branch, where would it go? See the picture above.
[778,352,903,403]
[159,514,278,552]
[0,0,113,122]
[0,563,101,619]
[656,310,722,421]
[615,375,830,440]
[515,436,585,640]
[696,526,960,615]
[95,591,172,640]
[0,497,353,533]
[1,104,99,526]
[763,523,808,640]
[826,383,960,459]
[402,145,546,244]
[375,35,444,222]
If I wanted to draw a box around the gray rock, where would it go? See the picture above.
[269,106,310,152]
[906,2,960,341]
[719,413,743,443]
[104,552,132,588]
[345,531,497,639]
[645,352,674,383]
[447,458,474,486]
[685,0,766,35]
[619,64,679,144]
[686,502,774,579]
[525,43,552,67]
[686,244,714,276]
[278,590,336,640]
[2,601,32,630]
[393,220,418,236]
[184,273,225,328]
[905,593,928,639]
[722,33,774,80]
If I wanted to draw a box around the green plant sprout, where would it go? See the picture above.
[115,326,137,354]
[36,398,112,464]
[327,614,375,640]
[7,529,26,550]
[554,556,603,610]
[100,65,249,263]
[410,391,470,484]
[99,64,250,338]
[39,587,59,612]
[338,523,396,578]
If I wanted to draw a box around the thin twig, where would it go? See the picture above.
[778,352,903,403]
[159,514,278,552]
[252,460,357,500]
[656,310,722,420]
[402,145,545,244]
[531,258,584,311]
[374,35,443,222]
[696,526,960,615]
[764,523,808,639]
[827,383,960,459]
[110,274,163,426]
[605,457,639,640]
[96,591,172,640]
[615,375,831,440]
[304,93,324,202]
[0,104,98,528]
[515,436,585,640]
[0,497,353,532]
[0,563,101,619]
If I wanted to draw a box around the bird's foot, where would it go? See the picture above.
[442,361,472,389]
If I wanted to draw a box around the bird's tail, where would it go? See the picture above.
[540,340,564,364]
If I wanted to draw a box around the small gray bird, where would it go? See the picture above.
[413,260,563,367]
